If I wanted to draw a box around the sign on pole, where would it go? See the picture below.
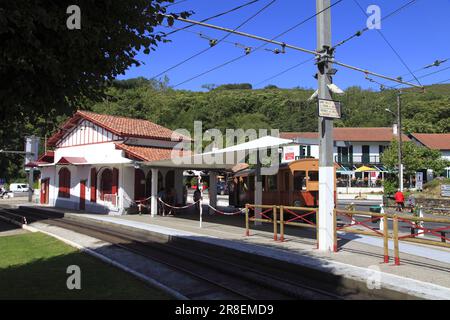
[441,185,450,197]
[318,98,342,119]
[24,136,40,171]
[415,172,423,191]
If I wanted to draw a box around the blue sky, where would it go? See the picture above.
[119,0,450,91]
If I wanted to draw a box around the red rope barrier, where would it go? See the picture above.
[336,211,383,236]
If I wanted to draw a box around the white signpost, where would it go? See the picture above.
[318,99,342,119]
[441,185,450,197]
[415,172,423,191]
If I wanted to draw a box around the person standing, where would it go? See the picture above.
[394,189,405,212]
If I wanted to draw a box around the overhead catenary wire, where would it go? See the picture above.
[162,24,257,54]
[163,0,190,8]
[167,4,423,89]
[164,0,261,36]
[352,0,422,86]
[255,57,315,86]
[385,58,450,86]
[172,0,344,88]
[151,0,276,80]
[392,65,450,88]
[332,0,418,50]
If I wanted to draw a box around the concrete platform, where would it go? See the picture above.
[10,203,450,299]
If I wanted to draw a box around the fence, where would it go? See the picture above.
[244,203,450,266]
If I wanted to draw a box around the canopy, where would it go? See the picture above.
[355,165,377,172]
[56,157,88,165]
[142,136,293,170]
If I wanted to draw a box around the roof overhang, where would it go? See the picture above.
[56,157,88,165]
[141,136,293,171]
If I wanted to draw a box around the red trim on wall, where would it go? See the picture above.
[90,168,97,203]
[112,168,119,195]
[55,139,124,149]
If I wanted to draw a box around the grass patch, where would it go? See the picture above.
[0,232,171,299]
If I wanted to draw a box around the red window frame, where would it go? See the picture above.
[58,167,71,198]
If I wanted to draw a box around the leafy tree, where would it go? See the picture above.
[381,140,449,177]
[215,83,253,91]
[0,0,186,121]
[0,1,188,182]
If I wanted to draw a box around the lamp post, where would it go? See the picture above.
[385,91,403,191]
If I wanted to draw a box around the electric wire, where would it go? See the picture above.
[255,57,315,86]
[352,0,422,86]
[151,0,275,80]
[164,0,261,36]
[332,0,418,50]
[173,0,344,88]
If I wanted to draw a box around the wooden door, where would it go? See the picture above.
[79,179,86,210]
[40,178,49,204]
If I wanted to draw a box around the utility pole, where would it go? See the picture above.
[317,0,335,251]
[397,91,404,191]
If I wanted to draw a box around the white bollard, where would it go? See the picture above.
[350,202,356,225]
[199,198,203,229]
[379,203,385,232]
[418,206,424,238]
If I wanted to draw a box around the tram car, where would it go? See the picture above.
[228,158,338,208]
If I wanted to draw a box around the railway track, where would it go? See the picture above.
[0,207,355,300]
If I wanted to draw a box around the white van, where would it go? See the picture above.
[9,183,30,193]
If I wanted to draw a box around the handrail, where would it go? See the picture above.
[244,203,450,266]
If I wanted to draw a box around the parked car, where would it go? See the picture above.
[9,183,30,193]
[217,181,228,195]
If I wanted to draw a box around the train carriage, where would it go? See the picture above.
[228,158,338,208]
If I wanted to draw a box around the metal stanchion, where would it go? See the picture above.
[245,204,250,236]
[279,206,285,242]
[418,206,425,238]
[379,204,384,232]
[199,198,202,228]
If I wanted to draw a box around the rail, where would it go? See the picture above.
[245,204,278,240]
[280,206,318,247]
[0,209,28,225]
[244,203,450,266]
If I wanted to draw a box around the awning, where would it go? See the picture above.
[355,165,377,172]
[56,157,88,165]
[24,151,55,168]
[337,166,354,174]
[141,136,293,170]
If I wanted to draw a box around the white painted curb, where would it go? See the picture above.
[0,215,187,300]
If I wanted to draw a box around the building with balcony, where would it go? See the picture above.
[280,127,411,192]
[410,133,450,179]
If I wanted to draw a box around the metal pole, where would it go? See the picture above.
[397,91,404,192]
[166,15,423,89]
[317,0,335,251]
[28,168,34,202]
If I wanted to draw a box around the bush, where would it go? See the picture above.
[382,179,398,195]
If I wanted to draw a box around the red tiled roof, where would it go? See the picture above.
[115,143,191,162]
[281,128,411,142]
[47,111,188,146]
[56,157,88,165]
[411,133,450,150]
[25,151,55,167]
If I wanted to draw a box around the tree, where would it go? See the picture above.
[0,1,188,122]
[0,1,190,182]
[381,140,449,177]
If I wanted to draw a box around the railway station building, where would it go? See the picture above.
[33,111,193,215]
